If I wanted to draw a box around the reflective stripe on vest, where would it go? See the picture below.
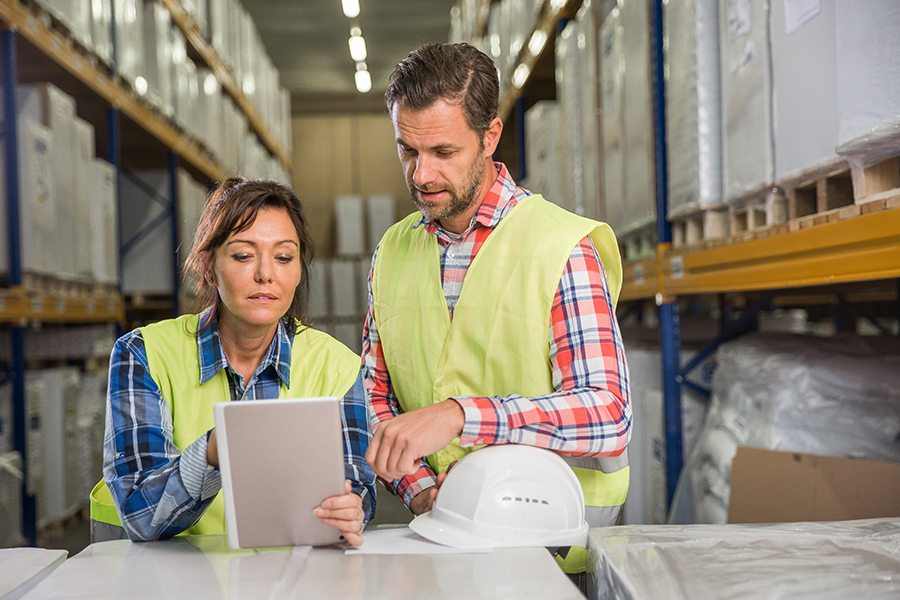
[90,314,360,535]
[372,195,628,512]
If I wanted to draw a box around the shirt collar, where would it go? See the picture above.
[196,306,293,388]
[412,162,520,236]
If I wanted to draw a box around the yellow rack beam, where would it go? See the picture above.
[619,207,900,300]
[161,0,292,173]
[0,287,124,324]
[0,0,226,182]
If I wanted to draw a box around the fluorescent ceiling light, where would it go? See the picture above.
[355,69,372,93]
[349,34,367,62]
[342,0,360,18]
[528,30,547,56]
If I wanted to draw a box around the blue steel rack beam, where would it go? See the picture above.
[650,0,683,509]
[2,29,36,546]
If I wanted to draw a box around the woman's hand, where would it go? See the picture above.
[314,480,366,547]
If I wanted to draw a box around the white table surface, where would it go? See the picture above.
[23,535,583,599]
[0,548,68,600]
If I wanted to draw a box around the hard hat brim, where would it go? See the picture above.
[409,511,496,550]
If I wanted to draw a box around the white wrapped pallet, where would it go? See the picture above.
[671,334,900,525]
[835,0,900,160]
[92,159,119,285]
[575,0,603,220]
[113,0,145,90]
[525,101,564,207]
[89,0,114,66]
[25,377,44,510]
[771,0,839,180]
[197,69,224,158]
[335,195,366,257]
[0,383,9,454]
[121,170,171,294]
[719,0,774,202]
[142,2,175,117]
[664,0,722,217]
[487,4,505,82]
[37,368,80,525]
[172,53,200,138]
[555,22,580,215]
[74,118,95,281]
[620,0,656,232]
[0,451,24,548]
[328,260,358,318]
[40,1,91,48]
[0,117,55,279]
[599,8,626,234]
[16,84,77,279]
[306,260,330,321]
[367,195,396,254]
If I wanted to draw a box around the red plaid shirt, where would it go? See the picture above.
[362,162,631,507]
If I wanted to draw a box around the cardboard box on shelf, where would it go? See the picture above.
[728,447,900,523]
[92,159,119,285]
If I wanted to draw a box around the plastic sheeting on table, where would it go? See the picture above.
[588,519,900,600]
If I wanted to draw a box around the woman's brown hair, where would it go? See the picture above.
[183,177,314,329]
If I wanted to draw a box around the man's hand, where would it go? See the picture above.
[314,480,366,547]
[408,467,454,515]
[365,400,465,482]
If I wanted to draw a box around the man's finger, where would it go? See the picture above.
[315,507,364,522]
[341,532,363,548]
[397,443,420,477]
[384,430,407,479]
[365,426,383,467]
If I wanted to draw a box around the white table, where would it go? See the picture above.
[0,548,68,599]
[587,519,900,599]
[23,535,583,599]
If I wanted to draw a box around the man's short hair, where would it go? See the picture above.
[385,42,499,135]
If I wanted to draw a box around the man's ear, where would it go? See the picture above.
[481,116,503,158]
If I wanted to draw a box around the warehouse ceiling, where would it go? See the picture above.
[242,0,455,114]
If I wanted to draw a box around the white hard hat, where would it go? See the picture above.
[409,445,589,549]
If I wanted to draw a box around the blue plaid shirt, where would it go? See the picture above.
[103,308,375,541]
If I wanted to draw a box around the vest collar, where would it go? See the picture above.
[195,306,293,388]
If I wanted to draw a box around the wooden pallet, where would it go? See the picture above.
[619,225,656,262]
[670,205,729,249]
[727,187,788,241]
[19,273,115,298]
[783,160,858,231]
[851,154,900,212]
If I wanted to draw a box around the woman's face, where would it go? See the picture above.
[213,206,302,329]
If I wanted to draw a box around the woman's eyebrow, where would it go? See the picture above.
[226,239,299,247]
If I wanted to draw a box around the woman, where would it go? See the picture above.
[90,178,375,546]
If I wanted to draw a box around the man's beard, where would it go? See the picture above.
[408,156,485,223]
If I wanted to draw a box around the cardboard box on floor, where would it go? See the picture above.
[728,447,900,523]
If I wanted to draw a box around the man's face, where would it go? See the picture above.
[391,99,488,223]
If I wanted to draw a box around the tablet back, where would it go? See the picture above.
[215,397,346,549]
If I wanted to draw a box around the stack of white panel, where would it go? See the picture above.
[143,2,175,117]
[39,1,92,48]
[75,372,106,510]
[73,118,96,282]
[90,0,114,66]
[367,195,397,254]
[555,23,580,215]
[335,196,366,257]
[63,373,84,515]
[664,0,722,217]
[121,170,171,294]
[329,261,359,318]
[576,1,603,220]
[172,31,200,138]
[197,69,224,159]
[0,114,54,278]
[25,375,45,522]
[113,0,145,91]
[620,0,656,232]
[0,451,23,547]
[599,8,626,233]
[306,260,330,322]
[525,102,564,206]
[36,368,80,525]
[16,84,77,279]
[92,159,119,285]
[771,0,839,179]
[719,0,774,202]
[835,1,900,158]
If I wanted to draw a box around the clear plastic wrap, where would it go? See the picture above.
[556,21,581,215]
[719,0,774,202]
[589,519,900,600]
[671,334,900,525]
[525,101,565,207]
[770,0,840,180]
[664,0,723,217]
[598,9,625,231]
[835,0,900,166]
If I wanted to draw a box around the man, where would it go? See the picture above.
[363,43,631,574]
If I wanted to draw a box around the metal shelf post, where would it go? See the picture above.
[2,28,36,545]
[650,0,683,509]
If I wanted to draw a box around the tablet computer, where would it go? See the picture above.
[214,397,346,549]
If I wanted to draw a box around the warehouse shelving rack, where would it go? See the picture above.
[0,0,292,544]
[475,0,900,511]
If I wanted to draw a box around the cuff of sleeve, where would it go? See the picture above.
[394,466,437,510]
[351,482,375,525]
[180,432,222,502]
[454,396,510,447]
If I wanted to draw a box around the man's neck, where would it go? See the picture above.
[438,160,498,234]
